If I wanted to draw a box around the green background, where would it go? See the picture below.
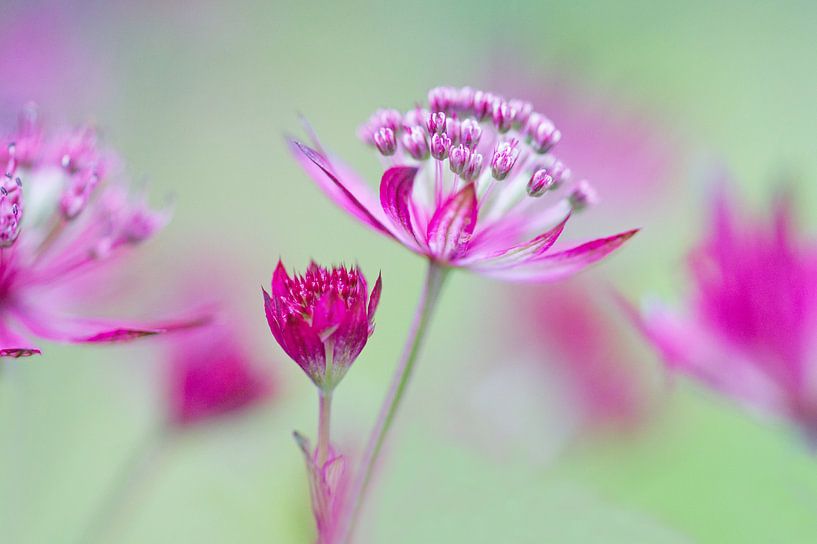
[2,1,817,542]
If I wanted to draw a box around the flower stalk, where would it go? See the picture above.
[341,260,449,543]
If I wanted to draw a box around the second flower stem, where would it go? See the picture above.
[341,260,449,543]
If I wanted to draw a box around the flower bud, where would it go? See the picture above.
[401,126,430,160]
[430,132,452,160]
[373,127,397,156]
[490,140,520,180]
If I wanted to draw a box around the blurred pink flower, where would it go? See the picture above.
[518,281,648,431]
[290,85,637,282]
[0,4,111,114]
[0,107,200,357]
[636,188,817,440]
[263,260,381,391]
[166,319,274,427]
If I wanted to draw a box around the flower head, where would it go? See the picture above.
[636,188,817,441]
[291,85,637,282]
[263,260,381,391]
[166,319,274,427]
[0,107,199,358]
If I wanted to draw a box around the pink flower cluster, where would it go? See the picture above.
[291,85,637,282]
[0,107,199,357]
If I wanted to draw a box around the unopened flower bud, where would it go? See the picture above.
[568,180,598,211]
[492,100,516,133]
[401,126,429,160]
[530,118,561,153]
[426,112,447,135]
[460,119,482,149]
[430,133,452,160]
[373,128,397,156]
[463,152,484,181]
[490,140,520,180]
[448,144,471,175]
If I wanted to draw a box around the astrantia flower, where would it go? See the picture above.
[290,86,637,282]
[0,107,198,357]
[636,189,817,441]
[166,319,274,427]
[263,260,381,391]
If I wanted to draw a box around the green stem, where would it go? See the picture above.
[340,260,449,543]
[317,390,332,467]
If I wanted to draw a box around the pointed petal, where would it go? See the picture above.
[367,273,382,333]
[427,183,478,261]
[271,260,291,297]
[289,140,394,238]
[461,212,570,267]
[330,290,368,370]
[10,303,209,344]
[635,300,787,415]
[475,229,638,282]
[380,166,422,243]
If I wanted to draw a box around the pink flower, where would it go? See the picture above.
[166,319,274,427]
[0,107,200,357]
[290,85,638,282]
[636,189,817,440]
[263,260,382,391]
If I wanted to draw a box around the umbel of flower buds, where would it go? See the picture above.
[263,260,382,391]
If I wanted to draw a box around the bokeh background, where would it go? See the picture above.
[2,1,817,542]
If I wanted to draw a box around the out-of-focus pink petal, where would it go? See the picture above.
[289,140,394,238]
[427,183,478,261]
[380,166,423,245]
[476,229,638,282]
[637,301,787,416]
[13,307,210,344]
[0,319,41,358]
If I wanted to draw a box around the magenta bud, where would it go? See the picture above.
[428,86,456,113]
[448,144,471,175]
[463,152,484,181]
[373,128,397,156]
[460,119,482,149]
[401,126,430,160]
[509,99,533,127]
[490,140,520,180]
[568,180,598,211]
[426,111,447,135]
[491,100,516,133]
[527,168,554,197]
[473,91,494,120]
[430,133,452,160]
[0,175,23,248]
[530,118,561,153]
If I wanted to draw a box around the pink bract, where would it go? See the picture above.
[0,107,201,357]
[290,85,638,282]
